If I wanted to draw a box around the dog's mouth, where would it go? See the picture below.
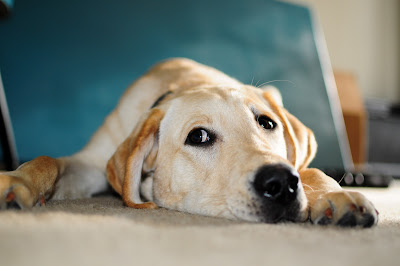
[227,200,304,223]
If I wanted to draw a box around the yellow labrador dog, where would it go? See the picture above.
[0,58,378,227]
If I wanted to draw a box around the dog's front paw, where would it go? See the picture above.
[0,173,38,210]
[310,191,378,228]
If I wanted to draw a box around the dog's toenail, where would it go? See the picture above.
[6,192,15,202]
[337,212,357,227]
[39,196,46,206]
[324,208,333,219]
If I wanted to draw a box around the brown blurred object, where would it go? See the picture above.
[334,71,367,166]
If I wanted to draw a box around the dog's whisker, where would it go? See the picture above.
[251,76,255,86]
[302,183,334,195]
[304,188,328,195]
[215,208,231,218]
[256,80,296,88]
[337,173,347,185]
[201,194,227,205]
[302,183,315,192]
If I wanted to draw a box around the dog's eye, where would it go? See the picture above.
[257,115,276,130]
[185,128,214,146]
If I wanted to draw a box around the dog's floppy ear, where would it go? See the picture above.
[106,108,164,209]
[263,88,317,170]
[282,110,317,170]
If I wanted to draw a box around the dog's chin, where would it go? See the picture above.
[260,203,304,223]
[229,201,307,224]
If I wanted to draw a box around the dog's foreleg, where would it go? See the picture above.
[0,155,108,209]
[51,154,108,200]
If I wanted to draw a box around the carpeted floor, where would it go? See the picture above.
[1,182,400,266]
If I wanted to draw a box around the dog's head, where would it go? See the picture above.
[106,85,316,223]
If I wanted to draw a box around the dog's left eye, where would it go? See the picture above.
[185,128,215,146]
[257,115,276,130]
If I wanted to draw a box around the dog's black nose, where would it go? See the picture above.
[253,164,299,203]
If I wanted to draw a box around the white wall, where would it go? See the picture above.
[284,0,400,101]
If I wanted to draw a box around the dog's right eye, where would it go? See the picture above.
[257,115,277,130]
[185,128,215,146]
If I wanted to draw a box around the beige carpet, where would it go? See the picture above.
[1,182,400,266]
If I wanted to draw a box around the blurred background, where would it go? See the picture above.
[288,0,400,180]
[0,0,399,183]
[289,0,399,102]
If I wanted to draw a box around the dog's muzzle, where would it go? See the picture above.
[252,163,302,222]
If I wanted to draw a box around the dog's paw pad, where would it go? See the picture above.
[360,213,376,228]
[336,212,357,227]
[6,199,22,210]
